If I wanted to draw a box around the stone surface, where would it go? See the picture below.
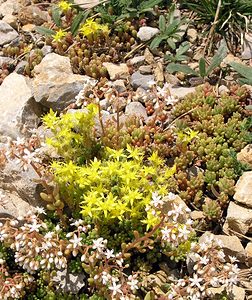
[2,14,17,29]
[144,48,155,64]
[0,20,18,46]
[111,79,126,93]
[125,101,147,120]
[0,55,13,66]
[218,85,229,95]
[237,144,252,168]
[224,201,252,235]
[242,32,252,59]
[169,85,196,99]
[233,171,252,208]
[52,269,85,293]
[207,285,245,300]
[154,62,164,83]
[103,62,129,80]
[137,26,159,41]
[214,235,246,262]
[164,73,180,86]
[245,242,252,266]
[0,73,42,138]
[22,23,36,32]
[129,55,145,66]
[187,28,197,43]
[0,160,42,210]
[32,53,95,111]
[0,188,36,219]
[18,5,50,26]
[130,71,155,90]
[139,65,152,75]
[0,0,20,17]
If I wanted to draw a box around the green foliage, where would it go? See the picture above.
[51,145,176,227]
[180,0,252,50]
[96,0,163,23]
[166,42,228,78]
[228,61,252,85]
[165,41,191,63]
[43,104,101,164]
[150,4,187,50]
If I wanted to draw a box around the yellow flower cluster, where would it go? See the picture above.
[52,29,67,42]
[58,0,72,12]
[79,18,110,37]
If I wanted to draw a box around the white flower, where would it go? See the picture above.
[127,275,139,291]
[105,249,115,259]
[147,80,156,87]
[199,255,209,265]
[161,227,171,241]
[28,221,42,232]
[101,271,111,285]
[151,192,164,208]
[70,219,84,227]
[35,207,46,215]
[189,274,203,289]
[167,192,177,200]
[109,281,122,296]
[44,232,54,239]
[69,234,82,248]
[92,237,107,252]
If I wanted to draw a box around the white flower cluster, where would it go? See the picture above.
[0,263,34,300]
[168,234,240,300]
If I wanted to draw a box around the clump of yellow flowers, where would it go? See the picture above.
[52,29,67,42]
[58,0,72,12]
[79,18,110,38]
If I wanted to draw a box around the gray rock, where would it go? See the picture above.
[137,26,160,41]
[234,171,252,208]
[41,45,52,56]
[218,85,229,95]
[103,62,129,80]
[0,73,42,138]
[139,65,152,75]
[112,79,126,93]
[0,0,20,17]
[15,60,27,74]
[0,160,42,210]
[0,20,19,46]
[224,201,252,235]
[125,101,147,120]
[164,73,180,86]
[242,32,252,59]
[52,269,85,293]
[129,55,145,66]
[199,232,246,262]
[130,71,155,90]
[207,286,245,300]
[187,28,197,43]
[169,85,196,99]
[2,14,18,29]
[0,188,36,219]
[237,144,252,168]
[0,56,13,66]
[32,53,95,111]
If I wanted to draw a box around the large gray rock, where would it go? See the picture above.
[224,201,252,235]
[169,85,196,99]
[130,71,155,90]
[0,0,20,17]
[0,188,36,219]
[18,5,50,26]
[0,73,42,138]
[0,20,18,46]
[32,53,95,111]
[137,26,159,41]
[234,171,252,208]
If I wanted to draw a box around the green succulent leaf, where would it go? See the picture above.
[51,6,62,27]
[199,57,206,78]
[206,42,228,76]
[159,15,166,32]
[71,10,90,36]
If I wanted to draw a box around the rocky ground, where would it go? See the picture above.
[0,0,252,299]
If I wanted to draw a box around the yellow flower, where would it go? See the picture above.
[52,29,67,42]
[79,18,110,37]
[58,0,72,12]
